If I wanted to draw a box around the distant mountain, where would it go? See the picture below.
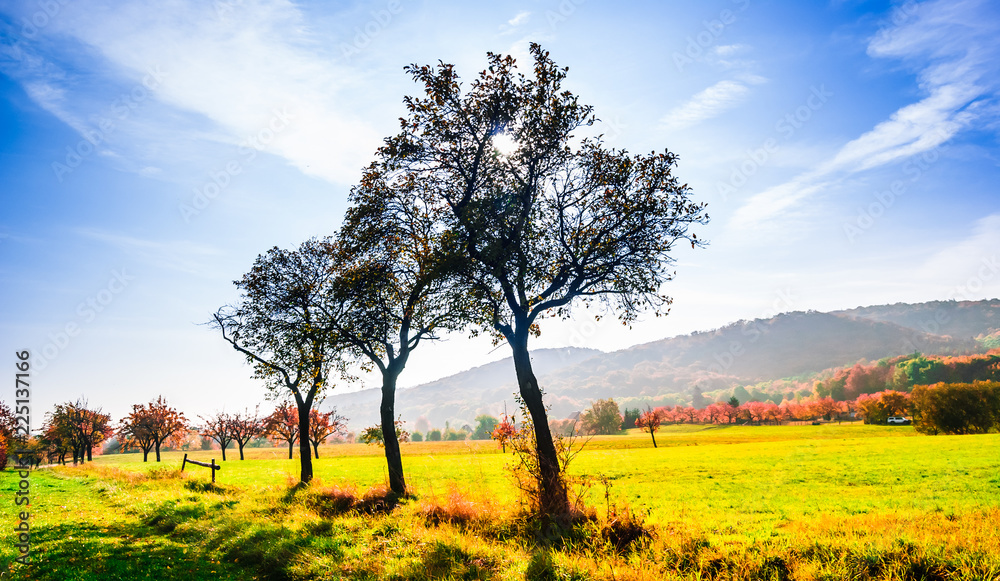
[329,347,603,431]
[328,300,991,431]
[833,300,1000,340]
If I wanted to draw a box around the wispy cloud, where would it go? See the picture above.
[76,228,225,276]
[731,0,1000,231]
[661,78,761,130]
[2,0,384,186]
[508,11,530,27]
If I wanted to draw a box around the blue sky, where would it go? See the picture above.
[1,0,999,427]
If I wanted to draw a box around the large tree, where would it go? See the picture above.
[327,171,466,496]
[212,238,346,482]
[373,44,708,513]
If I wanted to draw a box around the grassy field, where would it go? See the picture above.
[2,423,999,580]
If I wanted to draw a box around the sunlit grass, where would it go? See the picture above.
[2,423,998,580]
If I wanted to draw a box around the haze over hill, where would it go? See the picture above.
[329,300,997,431]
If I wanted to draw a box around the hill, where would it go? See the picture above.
[834,299,1000,340]
[329,301,991,431]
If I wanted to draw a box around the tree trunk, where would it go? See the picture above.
[142,447,149,462]
[649,429,657,448]
[312,441,320,459]
[381,369,407,496]
[287,439,294,460]
[296,403,313,482]
[509,330,568,515]
[221,442,227,461]
[238,443,245,460]
[155,442,161,462]
[86,443,93,462]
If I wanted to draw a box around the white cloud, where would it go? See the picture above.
[713,44,747,57]
[7,0,383,186]
[661,79,753,130]
[919,213,1000,296]
[730,0,1000,232]
[508,11,530,27]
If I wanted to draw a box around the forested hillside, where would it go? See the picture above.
[330,301,994,430]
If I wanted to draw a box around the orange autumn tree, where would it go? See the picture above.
[264,402,300,459]
[118,397,187,462]
[635,407,662,448]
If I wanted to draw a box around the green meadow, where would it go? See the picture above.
[3,424,999,580]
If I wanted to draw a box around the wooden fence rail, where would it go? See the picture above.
[181,453,221,483]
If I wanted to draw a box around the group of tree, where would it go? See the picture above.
[211,42,708,518]
[4,396,347,467]
[812,351,1000,401]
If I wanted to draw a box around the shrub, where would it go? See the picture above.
[428,429,442,441]
[911,381,1000,434]
[411,431,424,442]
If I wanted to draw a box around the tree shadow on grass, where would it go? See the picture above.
[8,521,258,581]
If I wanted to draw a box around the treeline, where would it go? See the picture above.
[0,397,348,470]
[698,350,1000,407]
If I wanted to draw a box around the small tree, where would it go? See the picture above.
[359,417,409,447]
[491,415,517,453]
[264,402,300,459]
[44,399,113,464]
[212,238,347,483]
[580,399,623,435]
[199,411,234,460]
[118,397,187,462]
[229,407,264,460]
[636,407,662,448]
[307,407,348,458]
[472,414,500,440]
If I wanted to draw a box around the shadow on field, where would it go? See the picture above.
[11,521,255,581]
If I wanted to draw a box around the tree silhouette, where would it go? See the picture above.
[212,238,347,483]
[371,43,708,513]
[329,176,466,495]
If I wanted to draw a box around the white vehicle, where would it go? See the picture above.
[887,416,910,425]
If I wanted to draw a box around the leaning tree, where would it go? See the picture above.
[212,238,346,483]
[374,43,709,514]
[327,170,466,496]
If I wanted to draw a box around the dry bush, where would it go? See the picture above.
[303,482,399,517]
[418,485,504,529]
